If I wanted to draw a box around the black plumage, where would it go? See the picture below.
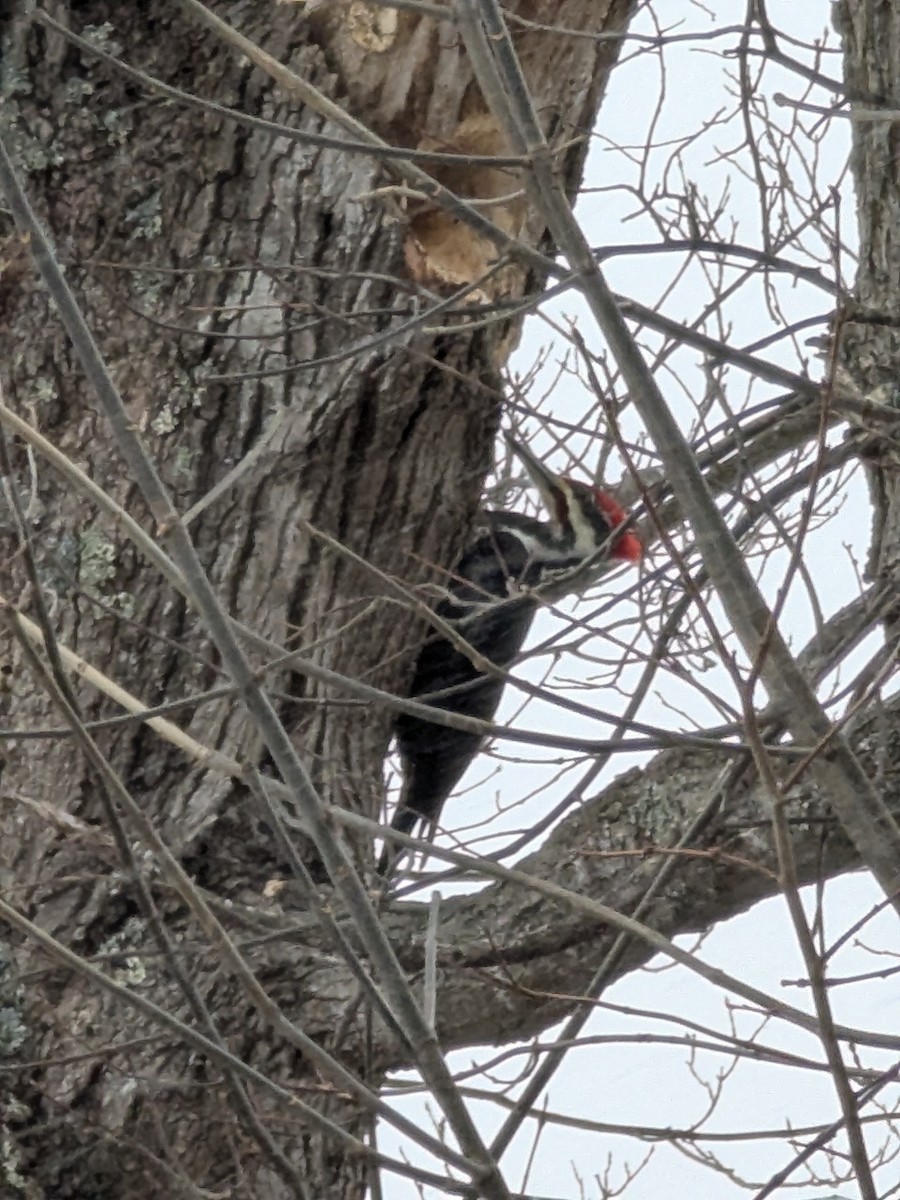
[377,438,641,876]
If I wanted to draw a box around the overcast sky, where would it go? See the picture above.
[379,4,897,1198]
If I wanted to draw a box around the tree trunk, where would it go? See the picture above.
[3,1,898,1196]
[838,0,900,621]
[0,2,636,1195]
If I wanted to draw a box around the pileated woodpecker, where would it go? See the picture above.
[378,436,642,875]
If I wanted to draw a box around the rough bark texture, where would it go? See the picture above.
[1,0,896,1196]
[837,0,900,616]
[0,1,640,1196]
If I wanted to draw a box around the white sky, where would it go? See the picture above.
[379,4,898,1198]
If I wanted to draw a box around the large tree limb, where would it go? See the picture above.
[373,683,900,1069]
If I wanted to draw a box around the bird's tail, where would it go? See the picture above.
[376,800,420,877]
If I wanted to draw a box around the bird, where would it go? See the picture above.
[377,435,642,876]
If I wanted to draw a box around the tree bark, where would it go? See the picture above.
[837,0,900,620]
[1,0,897,1196]
[0,2,640,1196]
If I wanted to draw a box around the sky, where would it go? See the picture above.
[378,3,898,1198]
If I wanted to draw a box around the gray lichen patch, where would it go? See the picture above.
[77,527,118,589]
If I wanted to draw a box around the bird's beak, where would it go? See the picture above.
[505,434,567,531]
